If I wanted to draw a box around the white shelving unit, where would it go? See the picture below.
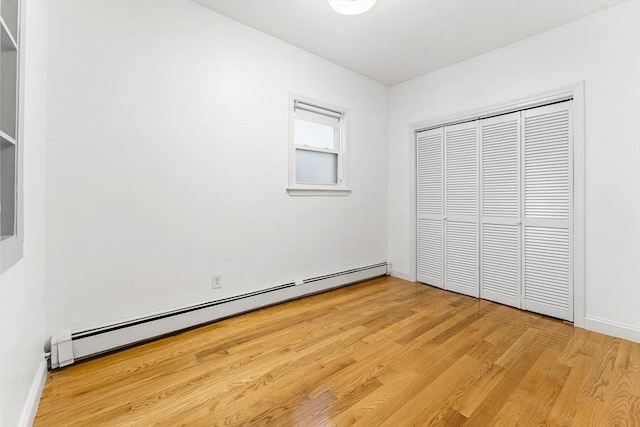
[1,0,22,271]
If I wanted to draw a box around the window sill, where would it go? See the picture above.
[287,187,352,197]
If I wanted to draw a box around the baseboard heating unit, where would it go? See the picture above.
[49,261,390,369]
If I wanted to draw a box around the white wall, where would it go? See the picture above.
[44,0,388,335]
[0,0,49,425]
[388,1,640,340]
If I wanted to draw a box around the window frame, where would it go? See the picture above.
[287,94,351,196]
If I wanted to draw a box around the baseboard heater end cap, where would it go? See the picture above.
[50,331,74,369]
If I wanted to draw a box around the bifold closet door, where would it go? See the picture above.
[444,122,479,298]
[480,112,521,308]
[522,101,573,322]
[417,128,444,288]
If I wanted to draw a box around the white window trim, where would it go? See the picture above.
[287,94,351,196]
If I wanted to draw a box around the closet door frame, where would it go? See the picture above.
[410,83,585,328]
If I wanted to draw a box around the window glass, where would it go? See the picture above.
[295,149,338,184]
[294,118,335,150]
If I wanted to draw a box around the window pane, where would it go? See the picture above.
[295,118,336,150]
[296,149,338,184]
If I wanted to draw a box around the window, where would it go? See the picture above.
[287,97,350,196]
[1,0,23,272]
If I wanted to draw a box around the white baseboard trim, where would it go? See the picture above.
[584,316,640,343]
[18,358,47,427]
[50,262,389,367]
[390,269,413,282]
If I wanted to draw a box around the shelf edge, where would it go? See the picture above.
[0,129,17,145]
[0,15,18,50]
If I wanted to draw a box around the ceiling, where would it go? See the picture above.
[193,0,624,86]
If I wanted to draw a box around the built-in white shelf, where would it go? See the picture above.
[0,0,19,252]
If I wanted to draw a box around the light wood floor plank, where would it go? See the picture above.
[34,277,640,426]
[547,354,595,426]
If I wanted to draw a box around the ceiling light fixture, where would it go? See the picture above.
[328,0,376,16]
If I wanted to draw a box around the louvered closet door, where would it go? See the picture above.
[480,112,521,308]
[522,101,573,321]
[417,128,444,288]
[444,121,479,297]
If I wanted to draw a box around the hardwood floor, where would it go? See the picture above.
[35,277,640,426]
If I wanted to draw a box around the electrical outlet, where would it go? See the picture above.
[212,274,222,289]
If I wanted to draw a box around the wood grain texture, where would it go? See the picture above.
[34,277,640,426]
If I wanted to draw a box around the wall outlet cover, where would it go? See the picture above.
[212,274,222,289]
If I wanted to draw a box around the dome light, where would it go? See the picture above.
[328,0,376,16]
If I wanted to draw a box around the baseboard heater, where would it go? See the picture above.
[49,261,390,369]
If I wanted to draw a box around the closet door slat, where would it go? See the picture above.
[417,130,443,216]
[523,102,573,321]
[480,112,521,308]
[417,128,444,287]
[444,121,479,297]
[418,219,443,286]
